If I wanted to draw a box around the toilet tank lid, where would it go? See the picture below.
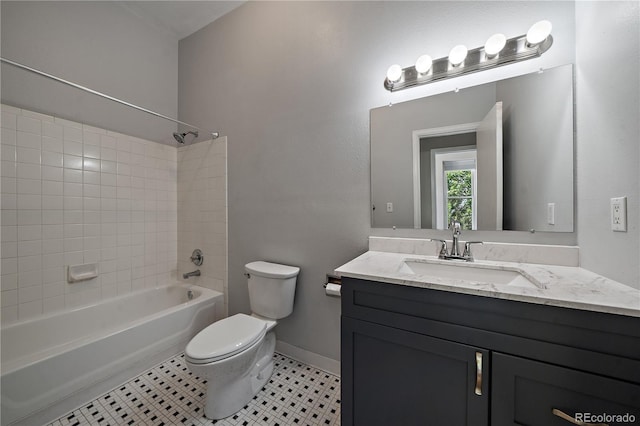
[245,261,300,279]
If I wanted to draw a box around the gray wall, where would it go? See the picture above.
[1,1,179,144]
[179,1,578,361]
[499,65,574,232]
[575,1,640,288]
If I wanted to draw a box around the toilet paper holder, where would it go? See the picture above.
[324,273,341,288]
[324,273,342,297]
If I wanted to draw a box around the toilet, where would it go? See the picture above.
[185,261,300,420]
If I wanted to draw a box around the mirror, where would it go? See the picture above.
[371,64,574,232]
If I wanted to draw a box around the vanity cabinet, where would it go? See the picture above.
[341,277,640,426]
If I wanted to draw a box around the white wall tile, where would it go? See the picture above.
[2,161,17,178]
[18,300,42,321]
[42,239,63,254]
[42,151,63,167]
[42,122,63,140]
[64,126,83,143]
[63,154,83,170]
[2,144,17,162]
[84,144,100,159]
[42,136,63,153]
[17,131,41,150]
[17,163,41,180]
[101,160,117,174]
[42,166,63,182]
[2,225,17,242]
[2,104,179,320]
[17,194,41,210]
[22,110,53,123]
[63,169,83,184]
[18,269,42,287]
[42,295,65,314]
[2,112,17,130]
[42,224,63,240]
[64,140,83,156]
[101,148,117,161]
[42,195,64,210]
[17,116,42,135]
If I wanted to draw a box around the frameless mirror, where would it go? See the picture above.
[371,63,574,232]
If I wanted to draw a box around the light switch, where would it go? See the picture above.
[547,203,555,225]
[386,202,393,213]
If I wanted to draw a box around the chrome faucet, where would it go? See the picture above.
[183,269,201,279]
[450,220,462,257]
[430,220,483,262]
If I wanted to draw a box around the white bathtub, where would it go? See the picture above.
[0,284,223,426]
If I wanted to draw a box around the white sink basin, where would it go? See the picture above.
[401,259,542,289]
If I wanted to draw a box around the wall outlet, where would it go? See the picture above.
[386,202,393,213]
[610,197,627,232]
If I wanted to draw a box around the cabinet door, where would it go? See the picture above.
[492,352,640,425]
[342,317,489,426]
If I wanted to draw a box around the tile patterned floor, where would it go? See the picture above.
[48,353,340,426]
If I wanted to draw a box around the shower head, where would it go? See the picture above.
[173,130,198,144]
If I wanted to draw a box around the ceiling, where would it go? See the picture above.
[117,1,244,41]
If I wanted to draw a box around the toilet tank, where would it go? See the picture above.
[245,261,300,320]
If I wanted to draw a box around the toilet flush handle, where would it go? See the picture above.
[244,272,251,279]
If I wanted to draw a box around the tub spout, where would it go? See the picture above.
[183,270,201,279]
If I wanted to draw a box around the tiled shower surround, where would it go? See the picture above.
[0,104,227,324]
[177,139,228,314]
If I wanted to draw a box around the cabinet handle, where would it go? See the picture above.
[474,352,482,396]
[552,408,609,426]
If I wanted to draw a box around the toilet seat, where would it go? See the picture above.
[185,314,267,364]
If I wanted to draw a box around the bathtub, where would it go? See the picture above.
[0,284,223,426]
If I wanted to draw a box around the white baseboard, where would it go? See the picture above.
[275,340,341,376]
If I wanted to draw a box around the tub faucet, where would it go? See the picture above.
[183,269,201,279]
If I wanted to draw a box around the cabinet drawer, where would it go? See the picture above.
[492,353,640,425]
[342,277,640,383]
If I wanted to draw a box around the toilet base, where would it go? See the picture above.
[203,331,276,420]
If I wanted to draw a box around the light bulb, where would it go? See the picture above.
[386,64,403,83]
[415,54,433,74]
[484,33,506,58]
[526,20,552,46]
[448,45,468,67]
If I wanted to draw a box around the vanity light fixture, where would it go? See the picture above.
[415,54,433,74]
[384,20,553,92]
[526,20,552,46]
[386,64,403,84]
[448,45,468,67]
[484,33,507,58]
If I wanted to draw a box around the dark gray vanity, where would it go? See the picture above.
[341,276,640,425]
[337,240,640,426]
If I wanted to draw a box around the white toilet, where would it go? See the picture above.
[185,261,300,420]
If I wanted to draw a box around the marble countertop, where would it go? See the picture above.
[335,250,640,318]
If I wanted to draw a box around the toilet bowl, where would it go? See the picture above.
[185,261,299,420]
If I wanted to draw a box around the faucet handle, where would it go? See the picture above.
[463,241,483,261]
[429,239,449,258]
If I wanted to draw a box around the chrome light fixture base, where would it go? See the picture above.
[384,34,553,92]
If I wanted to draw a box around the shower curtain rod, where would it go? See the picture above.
[1,57,219,139]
